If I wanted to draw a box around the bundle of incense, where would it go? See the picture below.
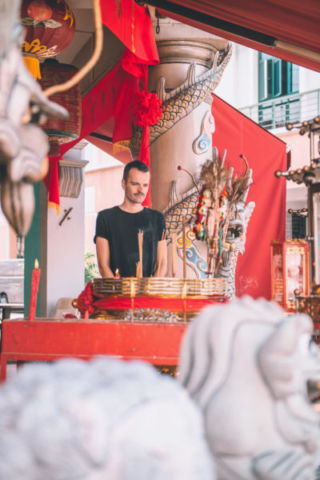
[172,232,177,277]
[182,215,187,278]
[155,231,166,277]
[138,229,143,278]
[136,262,140,278]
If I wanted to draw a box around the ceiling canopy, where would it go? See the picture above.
[144,0,320,72]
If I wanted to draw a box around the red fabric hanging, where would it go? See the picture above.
[61,2,160,208]
[43,156,62,213]
[100,0,159,154]
[62,2,159,155]
[100,0,159,65]
[212,94,287,299]
[157,0,320,72]
[61,60,122,156]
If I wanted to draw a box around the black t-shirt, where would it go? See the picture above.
[94,206,166,277]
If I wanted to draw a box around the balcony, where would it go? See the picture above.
[240,89,320,130]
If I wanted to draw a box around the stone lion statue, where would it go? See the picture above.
[0,357,215,480]
[179,296,320,479]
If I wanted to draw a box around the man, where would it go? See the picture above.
[95,160,167,278]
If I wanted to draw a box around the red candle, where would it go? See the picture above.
[29,259,41,321]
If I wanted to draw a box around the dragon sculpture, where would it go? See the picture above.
[130,45,232,158]
[165,147,255,299]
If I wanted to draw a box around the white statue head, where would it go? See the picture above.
[0,357,215,480]
[179,296,320,479]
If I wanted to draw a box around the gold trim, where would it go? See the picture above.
[93,277,227,299]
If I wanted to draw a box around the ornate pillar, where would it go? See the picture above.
[130,34,232,279]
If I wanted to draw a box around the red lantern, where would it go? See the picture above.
[20,0,76,79]
[39,59,81,157]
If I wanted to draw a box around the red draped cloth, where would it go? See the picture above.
[58,2,160,208]
[212,94,287,299]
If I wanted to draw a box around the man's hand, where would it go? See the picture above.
[96,237,115,278]
[154,239,167,277]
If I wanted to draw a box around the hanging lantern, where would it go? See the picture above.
[39,59,81,157]
[20,0,76,79]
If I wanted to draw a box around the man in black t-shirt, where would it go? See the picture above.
[94,160,167,278]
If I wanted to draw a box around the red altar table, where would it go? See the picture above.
[0,318,187,382]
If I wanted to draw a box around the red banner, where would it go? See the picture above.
[212,94,287,299]
[43,156,61,213]
[100,1,159,64]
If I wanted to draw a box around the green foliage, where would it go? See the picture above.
[84,251,99,284]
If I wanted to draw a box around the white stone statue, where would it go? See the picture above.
[179,296,320,480]
[0,357,215,480]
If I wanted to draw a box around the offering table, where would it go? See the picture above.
[0,319,187,382]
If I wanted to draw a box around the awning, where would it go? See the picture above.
[145,0,320,72]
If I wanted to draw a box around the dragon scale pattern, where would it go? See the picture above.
[130,45,232,159]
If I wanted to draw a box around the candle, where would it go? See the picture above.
[172,232,177,277]
[115,269,120,278]
[182,216,187,278]
[29,258,41,321]
[138,230,143,278]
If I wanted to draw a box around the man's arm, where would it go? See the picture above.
[154,239,167,277]
[96,237,114,278]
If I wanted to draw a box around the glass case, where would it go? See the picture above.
[271,240,309,313]
[312,189,320,285]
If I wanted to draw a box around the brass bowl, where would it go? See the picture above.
[93,277,227,299]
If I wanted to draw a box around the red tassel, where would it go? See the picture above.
[138,126,151,207]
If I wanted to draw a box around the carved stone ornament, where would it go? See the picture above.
[179,296,320,480]
[0,357,215,480]
[0,0,67,236]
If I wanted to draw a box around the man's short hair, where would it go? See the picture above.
[123,160,149,182]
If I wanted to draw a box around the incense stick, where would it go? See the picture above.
[172,232,177,277]
[182,216,187,278]
[138,230,143,278]
[155,231,166,277]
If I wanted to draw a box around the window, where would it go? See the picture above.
[292,213,306,239]
[258,53,299,101]
[258,53,299,129]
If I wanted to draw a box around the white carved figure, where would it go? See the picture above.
[0,357,215,480]
[0,0,67,236]
[179,296,320,480]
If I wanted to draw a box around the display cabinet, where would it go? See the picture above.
[271,240,309,313]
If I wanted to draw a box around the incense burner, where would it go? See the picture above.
[76,277,228,323]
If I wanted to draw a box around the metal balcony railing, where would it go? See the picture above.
[240,89,320,130]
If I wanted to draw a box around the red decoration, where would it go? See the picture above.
[132,91,162,128]
[40,59,82,212]
[43,155,61,213]
[39,59,82,156]
[132,91,162,207]
[212,93,287,299]
[21,0,76,79]
[77,282,96,318]
[29,259,41,321]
